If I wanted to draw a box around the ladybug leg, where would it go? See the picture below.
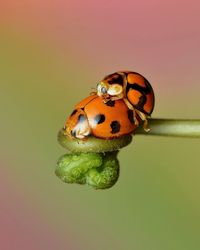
[135,110,150,132]
[90,87,97,96]
[101,94,112,103]
[109,95,123,101]
[90,91,97,96]
[132,109,140,127]
[123,98,140,126]
[103,94,123,103]
[123,98,150,130]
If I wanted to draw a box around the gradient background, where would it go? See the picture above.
[0,1,200,250]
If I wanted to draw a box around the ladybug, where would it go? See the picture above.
[64,94,138,139]
[96,71,155,131]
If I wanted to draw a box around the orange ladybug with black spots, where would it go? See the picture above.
[64,94,138,140]
[96,71,155,131]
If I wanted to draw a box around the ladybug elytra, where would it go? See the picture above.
[64,94,138,140]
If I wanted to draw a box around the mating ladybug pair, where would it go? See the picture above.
[64,71,155,140]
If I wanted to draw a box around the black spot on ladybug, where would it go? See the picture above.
[127,110,134,124]
[105,73,124,86]
[94,114,105,124]
[126,82,151,95]
[110,121,121,134]
[137,94,147,107]
[106,100,115,107]
[78,114,86,123]
[70,109,78,117]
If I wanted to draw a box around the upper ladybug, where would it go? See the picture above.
[96,71,155,131]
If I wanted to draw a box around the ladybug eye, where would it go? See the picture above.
[97,82,107,96]
[101,87,107,94]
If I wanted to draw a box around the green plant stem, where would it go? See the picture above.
[136,118,200,138]
[58,128,132,153]
[56,118,200,189]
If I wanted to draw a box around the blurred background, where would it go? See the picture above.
[0,0,200,249]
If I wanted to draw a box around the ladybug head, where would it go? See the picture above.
[97,81,108,97]
[64,110,91,139]
[97,80,123,98]
[97,72,124,99]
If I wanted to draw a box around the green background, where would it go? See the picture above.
[1,1,200,249]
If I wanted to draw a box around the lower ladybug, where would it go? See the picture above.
[64,94,138,139]
[96,71,155,131]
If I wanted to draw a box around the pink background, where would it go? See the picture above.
[1,1,200,250]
